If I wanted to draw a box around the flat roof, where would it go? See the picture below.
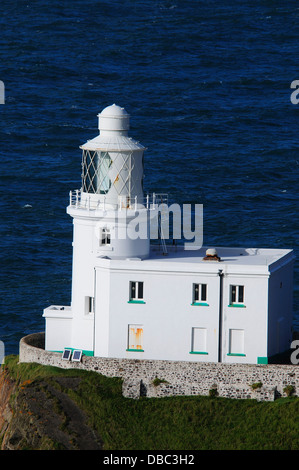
[101,245,295,276]
[149,245,293,265]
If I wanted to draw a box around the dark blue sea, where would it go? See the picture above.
[0,0,298,355]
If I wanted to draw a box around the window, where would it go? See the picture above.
[128,281,145,303]
[127,325,144,352]
[85,296,94,315]
[228,329,245,356]
[82,150,112,194]
[229,285,245,307]
[99,227,111,246]
[98,152,112,194]
[190,327,208,355]
[192,283,208,306]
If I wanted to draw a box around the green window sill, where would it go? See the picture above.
[126,348,144,352]
[189,351,208,355]
[227,353,246,357]
[228,304,246,308]
[191,302,209,307]
[128,300,146,304]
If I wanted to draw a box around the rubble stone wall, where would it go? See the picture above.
[19,333,299,402]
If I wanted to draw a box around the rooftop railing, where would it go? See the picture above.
[68,189,168,211]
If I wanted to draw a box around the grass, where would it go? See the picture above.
[3,355,299,450]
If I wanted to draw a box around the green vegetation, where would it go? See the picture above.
[3,355,299,450]
[283,385,295,397]
[152,377,168,387]
[251,382,263,390]
[208,387,219,398]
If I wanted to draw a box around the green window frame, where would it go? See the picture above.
[192,283,209,306]
[128,281,145,304]
[228,285,246,307]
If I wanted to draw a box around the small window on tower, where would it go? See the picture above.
[99,227,111,246]
[128,281,145,303]
[85,296,95,315]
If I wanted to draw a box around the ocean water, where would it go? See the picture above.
[0,0,298,355]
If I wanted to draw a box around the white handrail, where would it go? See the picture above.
[68,190,168,211]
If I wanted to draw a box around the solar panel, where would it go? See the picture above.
[62,348,72,360]
[72,349,82,362]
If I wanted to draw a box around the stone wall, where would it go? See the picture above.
[19,333,299,402]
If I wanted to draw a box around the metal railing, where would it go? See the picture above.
[68,190,168,212]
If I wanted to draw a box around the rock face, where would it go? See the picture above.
[0,367,101,450]
[0,368,15,448]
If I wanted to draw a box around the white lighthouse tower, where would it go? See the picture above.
[43,104,151,354]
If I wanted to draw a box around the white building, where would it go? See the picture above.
[43,104,295,365]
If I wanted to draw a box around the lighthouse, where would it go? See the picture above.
[43,105,294,365]
[43,104,153,355]
[71,103,150,258]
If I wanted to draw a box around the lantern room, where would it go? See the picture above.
[79,104,146,210]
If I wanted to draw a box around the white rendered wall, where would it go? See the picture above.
[44,315,72,352]
[69,217,95,352]
[94,266,110,357]
[67,206,150,352]
[107,269,220,362]
[43,246,294,364]
[91,257,294,364]
[222,273,269,364]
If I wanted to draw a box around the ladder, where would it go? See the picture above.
[155,193,168,256]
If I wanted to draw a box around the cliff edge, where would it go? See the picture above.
[0,360,101,450]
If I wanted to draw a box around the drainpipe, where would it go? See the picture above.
[218,269,224,363]
[93,267,96,355]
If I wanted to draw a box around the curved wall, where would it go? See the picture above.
[19,333,299,401]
